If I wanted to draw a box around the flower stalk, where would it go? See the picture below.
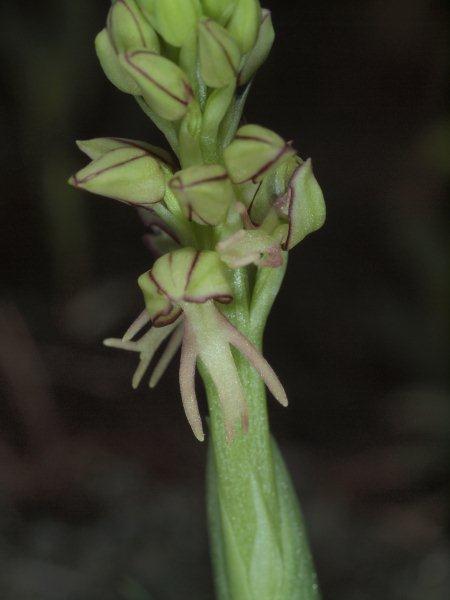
[69,1,325,597]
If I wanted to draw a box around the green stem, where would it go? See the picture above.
[204,265,320,600]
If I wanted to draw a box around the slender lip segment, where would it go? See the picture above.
[180,320,204,442]
[124,50,193,107]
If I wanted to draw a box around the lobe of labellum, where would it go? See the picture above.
[122,309,150,342]
[199,340,249,443]
[216,310,288,407]
[104,320,178,389]
[179,320,204,442]
[150,324,184,388]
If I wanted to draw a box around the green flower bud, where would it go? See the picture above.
[224,124,296,184]
[275,159,326,250]
[120,50,193,121]
[138,248,232,325]
[169,165,235,225]
[68,143,166,208]
[95,29,141,95]
[153,0,201,47]
[76,136,174,167]
[134,0,156,23]
[107,0,160,54]
[202,0,236,24]
[238,9,274,85]
[198,18,241,88]
[227,0,261,54]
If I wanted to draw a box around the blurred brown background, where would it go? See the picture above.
[0,1,449,598]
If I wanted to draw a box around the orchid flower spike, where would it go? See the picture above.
[136,248,288,442]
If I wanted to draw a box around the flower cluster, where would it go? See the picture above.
[69,0,326,441]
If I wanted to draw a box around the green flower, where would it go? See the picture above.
[95,28,141,94]
[120,50,194,121]
[134,248,287,441]
[68,138,168,207]
[275,159,326,249]
[238,8,275,85]
[169,164,236,225]
[224,124,296,184]
[152,0,200,47]
[107,0,160,54]
[198,18,241,88]
[227,0,261,53]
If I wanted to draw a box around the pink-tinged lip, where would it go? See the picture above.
[124,51,193,107]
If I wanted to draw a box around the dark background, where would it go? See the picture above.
[1,1,449,598]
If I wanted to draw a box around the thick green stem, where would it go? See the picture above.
[204,263,320,599]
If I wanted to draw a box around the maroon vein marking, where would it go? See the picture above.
[202,19,238,76]
[185,203,214,226]
[74,151,148,184]
[282,185,294,250]
[185,251,201,290]
[154,307,182,328]
[117,0,147,48]
[247,180,263,215]
[148,270,172,302]
[183,294,233,305]
[125,51,192,107]
[110,137,174,167]
[171,172,228,190]
[242,144,294,184]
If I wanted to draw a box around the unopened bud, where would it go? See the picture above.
[238,9,274,85]
[120,50,193,121]
[68,144,166,207]
[95,29,141,95]
[227,0,261,54]
[153,0,200,47]
[198,19,241,88]
[224,124,296,184]
[107,0,160,53]
[276,159,326,250]
[76,137,174,167]
[169,165,235,225]
[135,0,156,23]
[202,0,236,24]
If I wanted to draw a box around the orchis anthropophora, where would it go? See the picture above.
[69,1,325,598]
